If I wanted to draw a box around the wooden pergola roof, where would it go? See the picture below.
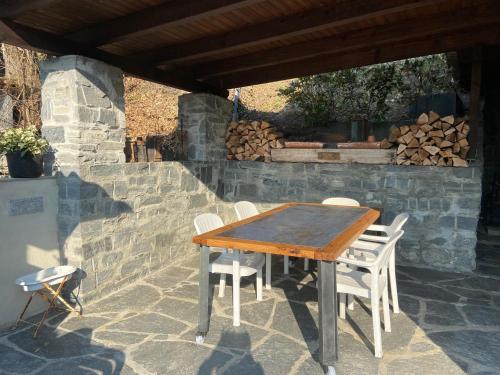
[1,0,500,97]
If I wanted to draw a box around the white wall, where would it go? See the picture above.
[0,177,60,327]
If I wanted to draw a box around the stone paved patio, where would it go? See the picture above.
[1,254,500,375]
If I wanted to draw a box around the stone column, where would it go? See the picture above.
[41,55,125,175]
[39,55,125,272]
[178,93,232,161]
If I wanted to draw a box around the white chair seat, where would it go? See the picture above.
[337,267,387,299]
[210,252,265,277]
[16,266,77,292]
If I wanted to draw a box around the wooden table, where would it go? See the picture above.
[192,202,379,374]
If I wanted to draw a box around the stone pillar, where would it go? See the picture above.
[178,93,232,161]
[40,55,125,175]
[39,55,125,272]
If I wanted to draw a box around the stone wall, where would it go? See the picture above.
[64,161,228,301]
[179,93,232,161]
[221,161,482,272]
[64,160,481,302]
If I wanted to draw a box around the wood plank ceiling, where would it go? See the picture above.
[1,0,500,97]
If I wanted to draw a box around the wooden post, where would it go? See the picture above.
[469,48,482,159]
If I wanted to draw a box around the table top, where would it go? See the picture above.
[192,203,379,261]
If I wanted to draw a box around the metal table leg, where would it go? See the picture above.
[196,245,210,344]
[318,260,338,374]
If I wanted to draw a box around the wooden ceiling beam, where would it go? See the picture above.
[205,27,500,89]
[190,2,500,79]
[0,19,227,96]
[0,0,61,19]
[138,0,448,65]
[66,0,262,47]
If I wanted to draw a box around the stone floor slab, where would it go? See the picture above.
[0,343,46,374]
[107,312,188,335]
[131,340,234,374]
[223,334,306,375]
[89,284,161,313]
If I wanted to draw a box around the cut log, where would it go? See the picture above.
[440,140,454,148]
[432,121,442,130]
[423,145,440,155]
[397,144,407,154]
[415,129,426,138]
[428,110,440,124]
[420,124,433,133]
[399,125,410,135]
[418,148,430,159]
[428,130,445,138]
[407,137,419,148]
[417,113,429,125]
[441,115,454,124]
[452,157,468,167]
[405,148,418,157]
[422,157,432,166]
[401,132,414,144]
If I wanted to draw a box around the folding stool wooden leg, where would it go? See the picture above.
[15,292,36,329]
[43,281,79,314]
[33,278,67,338]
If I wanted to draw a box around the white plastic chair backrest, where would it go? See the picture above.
[322,197,360,206]
[386,213,410,236]
[372,230,404,271]
[235,201,259,220]
[194,213,224,235]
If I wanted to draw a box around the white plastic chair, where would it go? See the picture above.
[336,230,404,358]
[234,201,301,278]
[194,213,265,327]
[321,197,361,206]
[234,201,272,290]
[321,197,361,310]
[349,213,409,313]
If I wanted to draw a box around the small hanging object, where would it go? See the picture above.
[232,88,241,122]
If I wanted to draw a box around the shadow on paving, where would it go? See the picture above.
[198,330,264,374]
[2,319,126,374]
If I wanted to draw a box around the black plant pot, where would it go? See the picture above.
[6,151,43,178]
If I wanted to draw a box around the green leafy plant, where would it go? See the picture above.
[0,126,49,156]
[279,54,457,127]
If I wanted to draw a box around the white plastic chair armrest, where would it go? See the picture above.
[351,240,381,250]
[367,224,388,232]
[358,233,391,243]
[337,254,375,269]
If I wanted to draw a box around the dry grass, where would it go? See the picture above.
[124,76,186,138]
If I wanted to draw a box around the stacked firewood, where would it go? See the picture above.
[382,111,470,167]
[226,120,285,161]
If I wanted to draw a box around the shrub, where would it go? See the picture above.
[279,54,457,127]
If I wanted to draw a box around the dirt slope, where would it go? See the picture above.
[125,77,298,138]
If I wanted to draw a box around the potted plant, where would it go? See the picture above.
[0,126,49,178]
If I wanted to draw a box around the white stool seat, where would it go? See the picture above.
[211,252,265,277]
[16,266,77,292]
